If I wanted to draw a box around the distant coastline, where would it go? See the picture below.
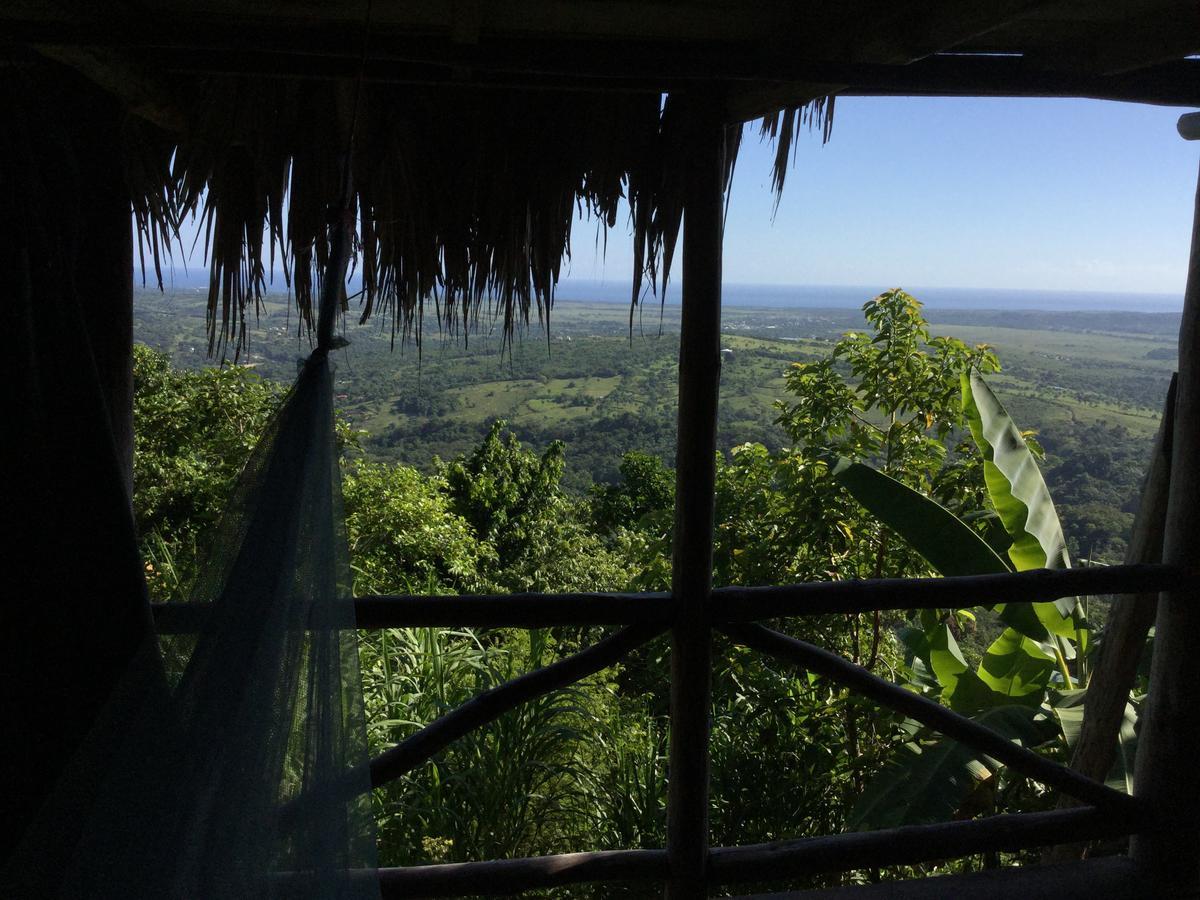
[137,270,1182,314]
[556,279,1183,314]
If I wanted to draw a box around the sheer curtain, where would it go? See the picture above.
[5,351,379,898]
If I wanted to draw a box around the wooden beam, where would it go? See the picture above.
[727,56,1200,121]
[1130,154,1200,895]
[710,564,1192,622]
[665,96,725,900]
[377,848,669,897]
[730,855,1141,899]
[149,564,1193,632]
[1019,7,1200,76]
[365,810,1142,898]
[1045,375,1175,863]
[722,623,1138,814]
[848,0,1052,64]
[33,45,185,132]
[709,808,1148,885]
[7,19,1200,108]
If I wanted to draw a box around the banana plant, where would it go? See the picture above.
[836,373,1114,827]
[835,374,1085,704]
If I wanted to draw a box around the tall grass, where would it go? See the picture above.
[361,625,610,866]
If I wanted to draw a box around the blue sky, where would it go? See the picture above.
[568,97,1198,296]
[153,97,1197,298]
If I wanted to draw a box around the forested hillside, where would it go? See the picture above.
[134,290,1161,890]
[135,288,1176,562]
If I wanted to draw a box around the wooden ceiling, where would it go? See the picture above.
[5,0,1199,122]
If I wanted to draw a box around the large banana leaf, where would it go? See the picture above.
[849,705,1045,830]
[962,373,1077,634]
[977,627,1058,704]
[900,615,1008,714]
[832,459,1011,577]
[1052,690,1139,794]
[832,457,1067,695]
[961,372,1071,574]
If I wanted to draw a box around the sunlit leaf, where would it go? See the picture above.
[962,372,1078,638]
[978,627,1057,703]
[832,458,1011,577]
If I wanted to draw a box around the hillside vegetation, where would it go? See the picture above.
[133,289,1168,890]
[135,289,1177,562]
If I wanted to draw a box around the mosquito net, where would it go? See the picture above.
[5,347,380,898]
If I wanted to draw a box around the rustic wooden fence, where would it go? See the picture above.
[152,563,1193,898]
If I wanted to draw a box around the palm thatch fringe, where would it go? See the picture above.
[116,78,832,356]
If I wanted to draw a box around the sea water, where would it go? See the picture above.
[555,278,1182,313]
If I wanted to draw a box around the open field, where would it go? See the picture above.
[134,292,1176,445]
[135,289,1178,560]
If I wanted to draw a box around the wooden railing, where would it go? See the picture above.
[150,562,1195,897]
[151,565,1189,633]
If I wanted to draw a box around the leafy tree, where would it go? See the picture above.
[343,461,491,595]
[133,344,282,600]
[771,289,999,576]
[441,420,567,572]
[441,420,631,593]
[589,451,675,535]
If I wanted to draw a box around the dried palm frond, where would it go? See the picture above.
[759,95,836,200]
[125,77,832,357]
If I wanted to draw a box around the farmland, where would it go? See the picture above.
[134,288,1179,562]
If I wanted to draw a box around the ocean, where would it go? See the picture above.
[142,268,1183,314]
[556,279,1183,313]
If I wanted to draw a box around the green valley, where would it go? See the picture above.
[134,288,1178,563]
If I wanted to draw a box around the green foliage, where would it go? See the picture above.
[1042,422,1145,561]
[961,372,1071,575]
[362,626,613,866]
[133,344,282,600]
[832,460,1010,578]
[441,420,630,593]
[1052,689,1139,794]
[849,706,1049,830]
[712,442,825,587]
[442,421,566,566]
[589,451,674,535]
[749,290,1000,589]
[977,629,1059,704]
[777,290,998,492]
[343,462,490,595]
[845,369,1105,830]
[130,286,1155,879]
[959,374,1083,658]
[708,641,906,845]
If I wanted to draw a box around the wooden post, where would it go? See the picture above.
[1044,376,1174,863]
[1130,129,1200,895]
[666,97,725,900]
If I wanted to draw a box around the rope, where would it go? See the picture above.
[316,0,373,354]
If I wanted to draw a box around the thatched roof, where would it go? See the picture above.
[5,0,1199,353]
[126,80,804,356]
